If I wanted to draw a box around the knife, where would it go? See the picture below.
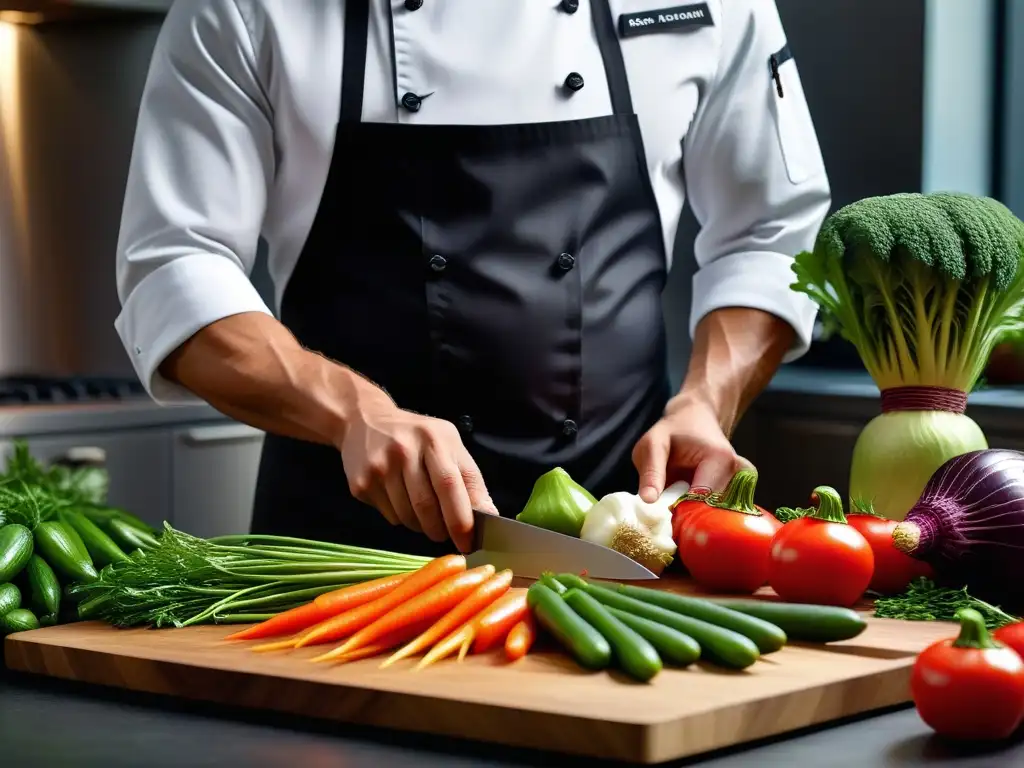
[464,509,658,581]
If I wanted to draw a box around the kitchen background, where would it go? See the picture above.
[0,0,1021,533]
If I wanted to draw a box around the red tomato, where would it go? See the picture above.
[994,623,1024,659]
[845,513,934,595]
[677,507,782,593]
[767,517,874,606]
[912,616,1024,740]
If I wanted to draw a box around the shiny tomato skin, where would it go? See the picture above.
[767,518,874,607]
[994,623,1024,659]
[677,508,782,594]
[845,513,934,595]
[911,638,1024,740]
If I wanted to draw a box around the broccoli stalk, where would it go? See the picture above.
[793,192,1024,391]
[790,192,1024,521]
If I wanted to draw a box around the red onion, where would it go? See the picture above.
[893,449,1024,610]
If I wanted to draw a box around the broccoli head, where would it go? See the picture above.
[791,192,1024,390]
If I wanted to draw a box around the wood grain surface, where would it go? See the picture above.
[3,578,957,764]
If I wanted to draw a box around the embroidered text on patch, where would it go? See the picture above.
[618,3,715,38]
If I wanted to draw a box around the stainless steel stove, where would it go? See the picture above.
[0,375,148,406]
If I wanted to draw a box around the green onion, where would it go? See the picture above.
[69,524,430,628]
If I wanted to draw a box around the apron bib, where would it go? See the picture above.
[252,0,670,555]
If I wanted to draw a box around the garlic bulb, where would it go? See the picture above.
[579,487,683,575]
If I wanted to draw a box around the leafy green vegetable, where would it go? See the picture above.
[873,577,1019,629]
[69,524,432,628]
[1,440,109,507]
[790,192,1024,520]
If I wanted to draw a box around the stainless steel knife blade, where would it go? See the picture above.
[464,509,658,580]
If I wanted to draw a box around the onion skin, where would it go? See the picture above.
[894,449,1024,610]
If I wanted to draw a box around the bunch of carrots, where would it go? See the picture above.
[225,554,536,668]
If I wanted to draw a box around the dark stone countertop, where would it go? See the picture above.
[3,668,1023,768]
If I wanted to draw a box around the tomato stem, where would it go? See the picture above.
[952,607,1003,650]
[848,497,886,518]
[679,469,760,516]
[805,486,847,524]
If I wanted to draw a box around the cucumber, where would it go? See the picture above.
[0,524,34,582]
[0,582,21,615]
[577,582,760,669]
[563,589,662,682]
[527,582,611,670]
[606,606,701,667]
[38,613,58,627]
[1,607,40,635]
[616,585,788,654]
[105,518,159,553]
[539,573,567,595]
[60,511,130,567]
[33,521,98,584]
[80,506,157,537]
[23,554,61,617]
[704,598,868,643]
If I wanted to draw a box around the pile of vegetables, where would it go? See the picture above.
[0,443,162,635]
[516,466,685,575]
[232,555,868,681]
[791,192,1024,522]
[911,609,1024,741]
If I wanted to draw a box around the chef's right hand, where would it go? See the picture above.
[338,396,498,552]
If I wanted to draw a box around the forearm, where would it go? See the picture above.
[158,312,392,445]
[675,307,795,436]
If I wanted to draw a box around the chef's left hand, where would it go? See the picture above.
[632,391,751,503]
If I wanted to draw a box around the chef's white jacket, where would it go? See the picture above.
[115,0,831,403]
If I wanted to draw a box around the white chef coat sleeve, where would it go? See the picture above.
[682,0,831,362]
[114,0,274,404]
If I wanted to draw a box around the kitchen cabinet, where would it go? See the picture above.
[0,431,172,528]
[171,423,265,539]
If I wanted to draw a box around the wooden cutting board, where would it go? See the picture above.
[4,579,956,764]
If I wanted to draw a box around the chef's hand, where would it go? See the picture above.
[632,391,751,503]
[338,394,498,552]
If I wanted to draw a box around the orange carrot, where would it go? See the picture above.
[417,622,476,669]
[252,636,305,653]
[311,564,495,662]
[225,601,334,642]
[294,554,467,648]
[313,572,409,611]
[380,569,512,668]
[504,614,536,661]
[311,620,433,664]
[470,591,529,653]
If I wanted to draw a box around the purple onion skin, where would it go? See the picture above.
[900,449,1024,610]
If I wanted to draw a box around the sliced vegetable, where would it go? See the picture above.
[911,608,1024,740]
[1,607,40,635]
[605,607,700,666]
[23,555,61,618]
[767,486,873,607]
[790,193,1024,521]
[569,580,759,669]
[563,588,662,681]
[674,469,782,594]
[33,521,98,584]
[579,490,678,575]
[59,510,131,567]
[279,555,467,648]
[319,622,433,665]
[0,582,21,615]
[0,524,34,582]
[471,591,530,654]
[227,573,410,641]
[613,584,787,653]
[504,614,536,661]
[844,501,933,595]
[310,564,494,660]
[704,598,867,643]
[892,449,1024,609]
[381,569,512,668]
[515,467,597,537]
[416,622,477,669]
[994,622,1024,658]
[527,581,612,670]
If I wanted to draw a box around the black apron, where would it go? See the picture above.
[251,0,670,556]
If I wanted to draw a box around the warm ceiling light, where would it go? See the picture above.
[0,11,45,24]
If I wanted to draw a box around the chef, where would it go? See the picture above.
[115,0,830,556]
